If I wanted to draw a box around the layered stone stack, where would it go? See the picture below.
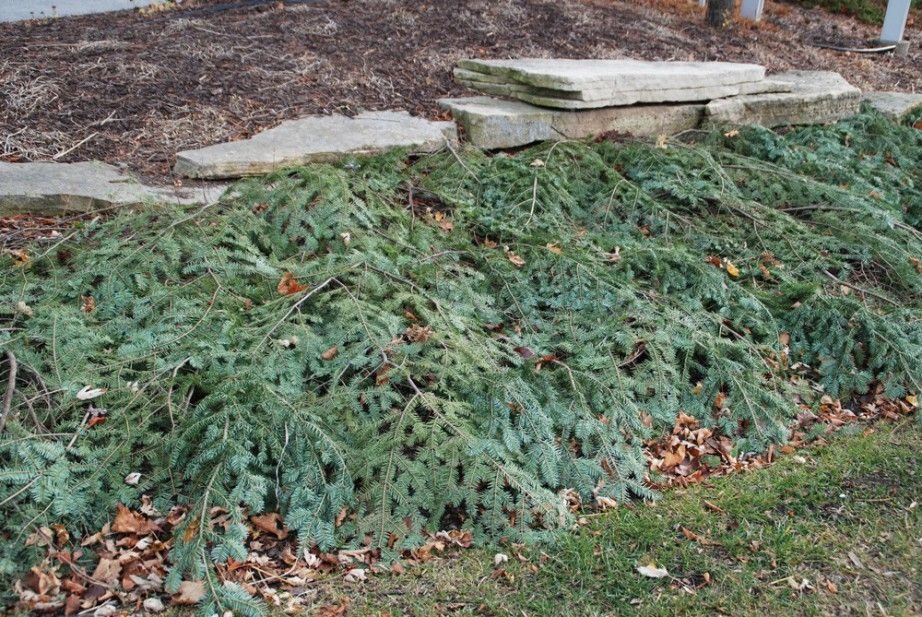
[442,58,863,149]
[453,59,786,109]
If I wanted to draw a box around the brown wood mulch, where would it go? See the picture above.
[0,0,919,180]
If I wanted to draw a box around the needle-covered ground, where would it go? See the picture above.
[1,108,920,614]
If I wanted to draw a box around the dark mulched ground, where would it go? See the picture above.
[1,0,919,179]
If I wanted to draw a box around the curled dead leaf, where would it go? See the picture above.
[112,503,158,535]
[76,386,106,401]
[277,272,307,296]
[636,563,669,578]
[250,512,288,540]
[505,248,525,268]
[172,580,205,605]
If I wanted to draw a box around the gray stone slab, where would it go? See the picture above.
[455,75,791,108]
[174,111,458,179]
[702,71,861,128]
[0,161,226,215]
[862,91,922,120]
[455,80,751,109]
[439,96,703,149]
[456,59,766,92]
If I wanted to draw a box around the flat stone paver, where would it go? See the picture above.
[456,59,766,92]
[0,161,226,215]
[861,92,922,120]
[174,111,458,179]
[439,96,704,149]
[702,71,860,128]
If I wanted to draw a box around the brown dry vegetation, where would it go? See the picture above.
[1,0,919,179]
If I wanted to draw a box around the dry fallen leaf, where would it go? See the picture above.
[505,248,525,268]
[250,512,288,540]
[112,503,158,535]
[343,568,366,583]
[91,558,121,585]
[636,563,669,578]
[172,580,205,605]
[76,386,106,401]
[321,346,338,361]
[277,272,307,296]
[494,553,509,566]
[545,243,562,255]
[725,261,740,278]
[81,295,96,313]
[316,598,350,617]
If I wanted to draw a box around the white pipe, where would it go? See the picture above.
[740,0,765,21]
[881,0,911,43]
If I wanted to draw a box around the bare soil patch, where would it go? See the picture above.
[1,0,919,178]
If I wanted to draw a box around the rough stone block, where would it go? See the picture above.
[439,96,703,149]
[861,91,922,120]
[174,111,457,179]
[702,71,861,128]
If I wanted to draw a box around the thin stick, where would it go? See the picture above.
[823,270,898,307]
[52,132,98,160]
[1,351,17,435]
[258,277,334,348]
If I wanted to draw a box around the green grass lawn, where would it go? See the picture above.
[309,422,921,616]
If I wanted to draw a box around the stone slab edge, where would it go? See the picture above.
[702,70,861,129]
[456,75,792,107]
[861,91,922,120]
[456,58,766,92]
[0,161,226,215]
[175,111,458,180]
[439,96,703,149]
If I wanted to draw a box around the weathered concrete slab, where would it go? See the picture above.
[862,91,922,120]
[174,111,458,179]
[0,161,226,215]
[703,71,861,128]
[456,59,765,93]
[439,96,703,149]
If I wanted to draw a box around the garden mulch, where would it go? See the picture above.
[1,0,919,180]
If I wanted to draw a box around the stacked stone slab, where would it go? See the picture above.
[861,91,922,121]
[701,71,861,128]
[443,59,863,150]
[454,59,773,109]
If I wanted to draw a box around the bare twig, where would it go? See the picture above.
[258,277,335,347]
[1,350,17,435]
[823,269,899,307]
[52,132,98,160]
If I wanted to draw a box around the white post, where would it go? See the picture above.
[740,0,765,21]
[881,0,911,43]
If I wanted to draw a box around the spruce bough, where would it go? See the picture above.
[1,109,920,610]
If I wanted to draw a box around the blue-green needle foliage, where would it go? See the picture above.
[1,109,919,613]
